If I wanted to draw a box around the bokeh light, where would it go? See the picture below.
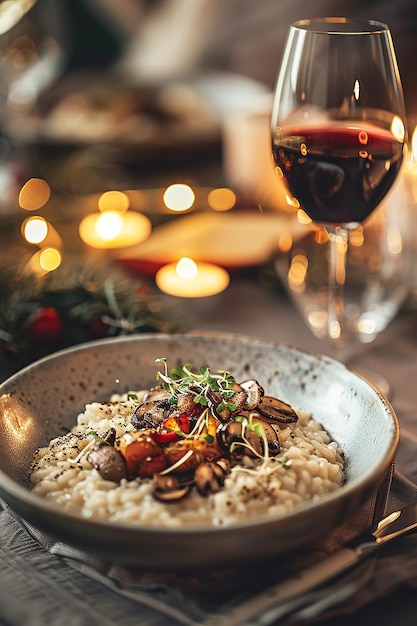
[22,216,48,244]
[207,187,236,211]
[95,211,124,240]
[163,184,195,212]
[19,178,51,211]
[98,190,130,213]
[39,247,61,271]
[176,257,198,279]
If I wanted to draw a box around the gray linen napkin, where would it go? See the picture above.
[3,464,415,626]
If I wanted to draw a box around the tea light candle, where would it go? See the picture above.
[79,211,152,249]
[155,257,230,297]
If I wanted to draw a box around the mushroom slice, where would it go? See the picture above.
[250,416,281,455]
[177,392,203,415]
[216,418,262,457]
[257,396,298,423]
[215,457,231,475]
[207,382,246,421]
[240,379,264,410]
[207,388,248,421]
[102,427,117,446]
[207,390,230,420]
[131,398,171,430]
[87,445,128,482]
[216,418,245,452]
[228,390,249,417]
[194,462,227,496]
[152,473,192,502]
[143,385,170,402]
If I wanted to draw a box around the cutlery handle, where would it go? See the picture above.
[203,548,359,626]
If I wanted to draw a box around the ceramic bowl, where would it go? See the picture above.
[0,332,399,568]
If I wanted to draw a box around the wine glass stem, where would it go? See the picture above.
[327,226,349,343]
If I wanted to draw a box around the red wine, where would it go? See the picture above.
[272,125,403,225]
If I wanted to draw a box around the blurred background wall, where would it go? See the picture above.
[66,0,417,119]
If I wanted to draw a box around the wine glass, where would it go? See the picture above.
[0,0,38,35]
[271,18,407,355]
[0,0,66,208]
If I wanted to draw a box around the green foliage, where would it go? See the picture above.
[0,261,186,364]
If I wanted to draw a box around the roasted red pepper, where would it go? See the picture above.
[124,438,167,478]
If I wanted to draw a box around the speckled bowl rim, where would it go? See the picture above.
[0,332,400,566]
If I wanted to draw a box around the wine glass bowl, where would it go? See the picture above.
[0,0,66,117]
[0,0,38,36]
[271,17,407,348]
[0,0,66,207]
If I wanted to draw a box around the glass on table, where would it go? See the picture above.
[270,18,410,396]
[0,0,66,209]
[274,176,412,352]
[271,17,407,351]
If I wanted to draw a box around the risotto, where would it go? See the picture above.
[30,362,345,527]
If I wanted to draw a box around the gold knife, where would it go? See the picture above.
[204,500,417,626]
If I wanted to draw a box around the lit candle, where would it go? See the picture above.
[155,257,230,297]
[79,190,152,249]
[79,211,152,249]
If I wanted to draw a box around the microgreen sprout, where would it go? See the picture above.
[155,358,236,407]
[235,415,265,438]
[279,455,293,470]
[229,415,270,463]
[87,430,109,445]
[154,358,294,480]
[127,392,139,403]
[217,400,237,414]
[67,432,100,465]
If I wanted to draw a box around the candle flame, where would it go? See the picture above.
[176,257,198,279]
[95,211,124,240]
[79,211,151,249]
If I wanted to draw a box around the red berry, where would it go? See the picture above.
[136,285,151,297]
[27,307,63,342]
[88,317,109,337]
